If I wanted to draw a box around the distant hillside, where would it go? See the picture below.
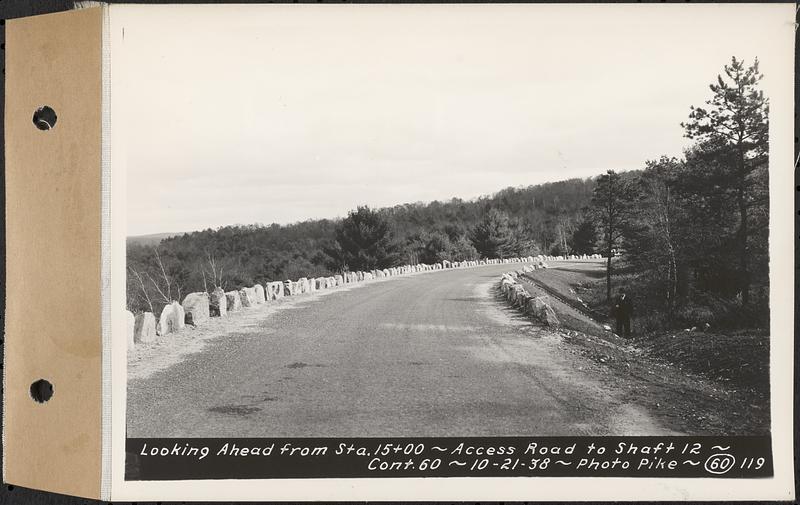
[127,232,184,247]
[126,177,598,312]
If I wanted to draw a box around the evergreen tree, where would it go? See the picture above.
[449,234,480,261]
[592,170,637,301]
[417,231,453,264]
[469,208,516,259]
[681,57,769,305]
[570,217,597,255]
[329,206,401,271]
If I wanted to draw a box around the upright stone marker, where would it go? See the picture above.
[171,301,186,331]
[239,287,256,307]
[254,284,266,303]
[226,291,243,312]
[182,292,210,326]
[158,305,171,332]
[210,287,227,317]
[134,312,157,344]
[298,278,310,293]
[269,281,285,299]
[157,302,184,336]
[529,296,560,327]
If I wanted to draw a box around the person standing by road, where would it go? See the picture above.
[613,288,633,338]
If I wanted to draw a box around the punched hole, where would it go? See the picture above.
[32,106,57,131]
[30,379,54,403]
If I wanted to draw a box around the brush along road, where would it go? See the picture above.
[127,262,681,437]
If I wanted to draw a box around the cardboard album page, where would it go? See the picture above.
[4,7,104,499]
[5,3,796,501]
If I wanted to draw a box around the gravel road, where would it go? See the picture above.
[127,263,679,437]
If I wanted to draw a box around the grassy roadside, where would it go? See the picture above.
[514,259,770,435]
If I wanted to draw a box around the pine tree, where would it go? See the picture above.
[329,206,401,271]
[681,57,769,305]
[571,217,597,255]
[469,208,516,259]
[592,170,637,301]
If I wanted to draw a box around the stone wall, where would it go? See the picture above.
[497,261,561,328]
[128,254,594,347]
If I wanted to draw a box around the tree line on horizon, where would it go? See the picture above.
[127,57,769,333]
[126,176,596,314]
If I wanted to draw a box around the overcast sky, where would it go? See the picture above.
[114,4,792,236]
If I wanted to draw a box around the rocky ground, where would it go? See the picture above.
[517,260,770,435]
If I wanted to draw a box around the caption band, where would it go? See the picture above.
[126,436,771,480]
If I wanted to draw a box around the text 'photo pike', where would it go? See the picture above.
[18,2,779,501]
[8,0,796,500]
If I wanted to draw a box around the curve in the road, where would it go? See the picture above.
[127,263,679,437]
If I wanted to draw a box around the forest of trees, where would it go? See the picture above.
[589,57,769,330]
[126,177,595,313]
[127,57,769,333]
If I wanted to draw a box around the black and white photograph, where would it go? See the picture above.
[113,3,792,492]
[1,2,794,502]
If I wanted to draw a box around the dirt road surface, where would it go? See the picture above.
[127,263,682,437]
